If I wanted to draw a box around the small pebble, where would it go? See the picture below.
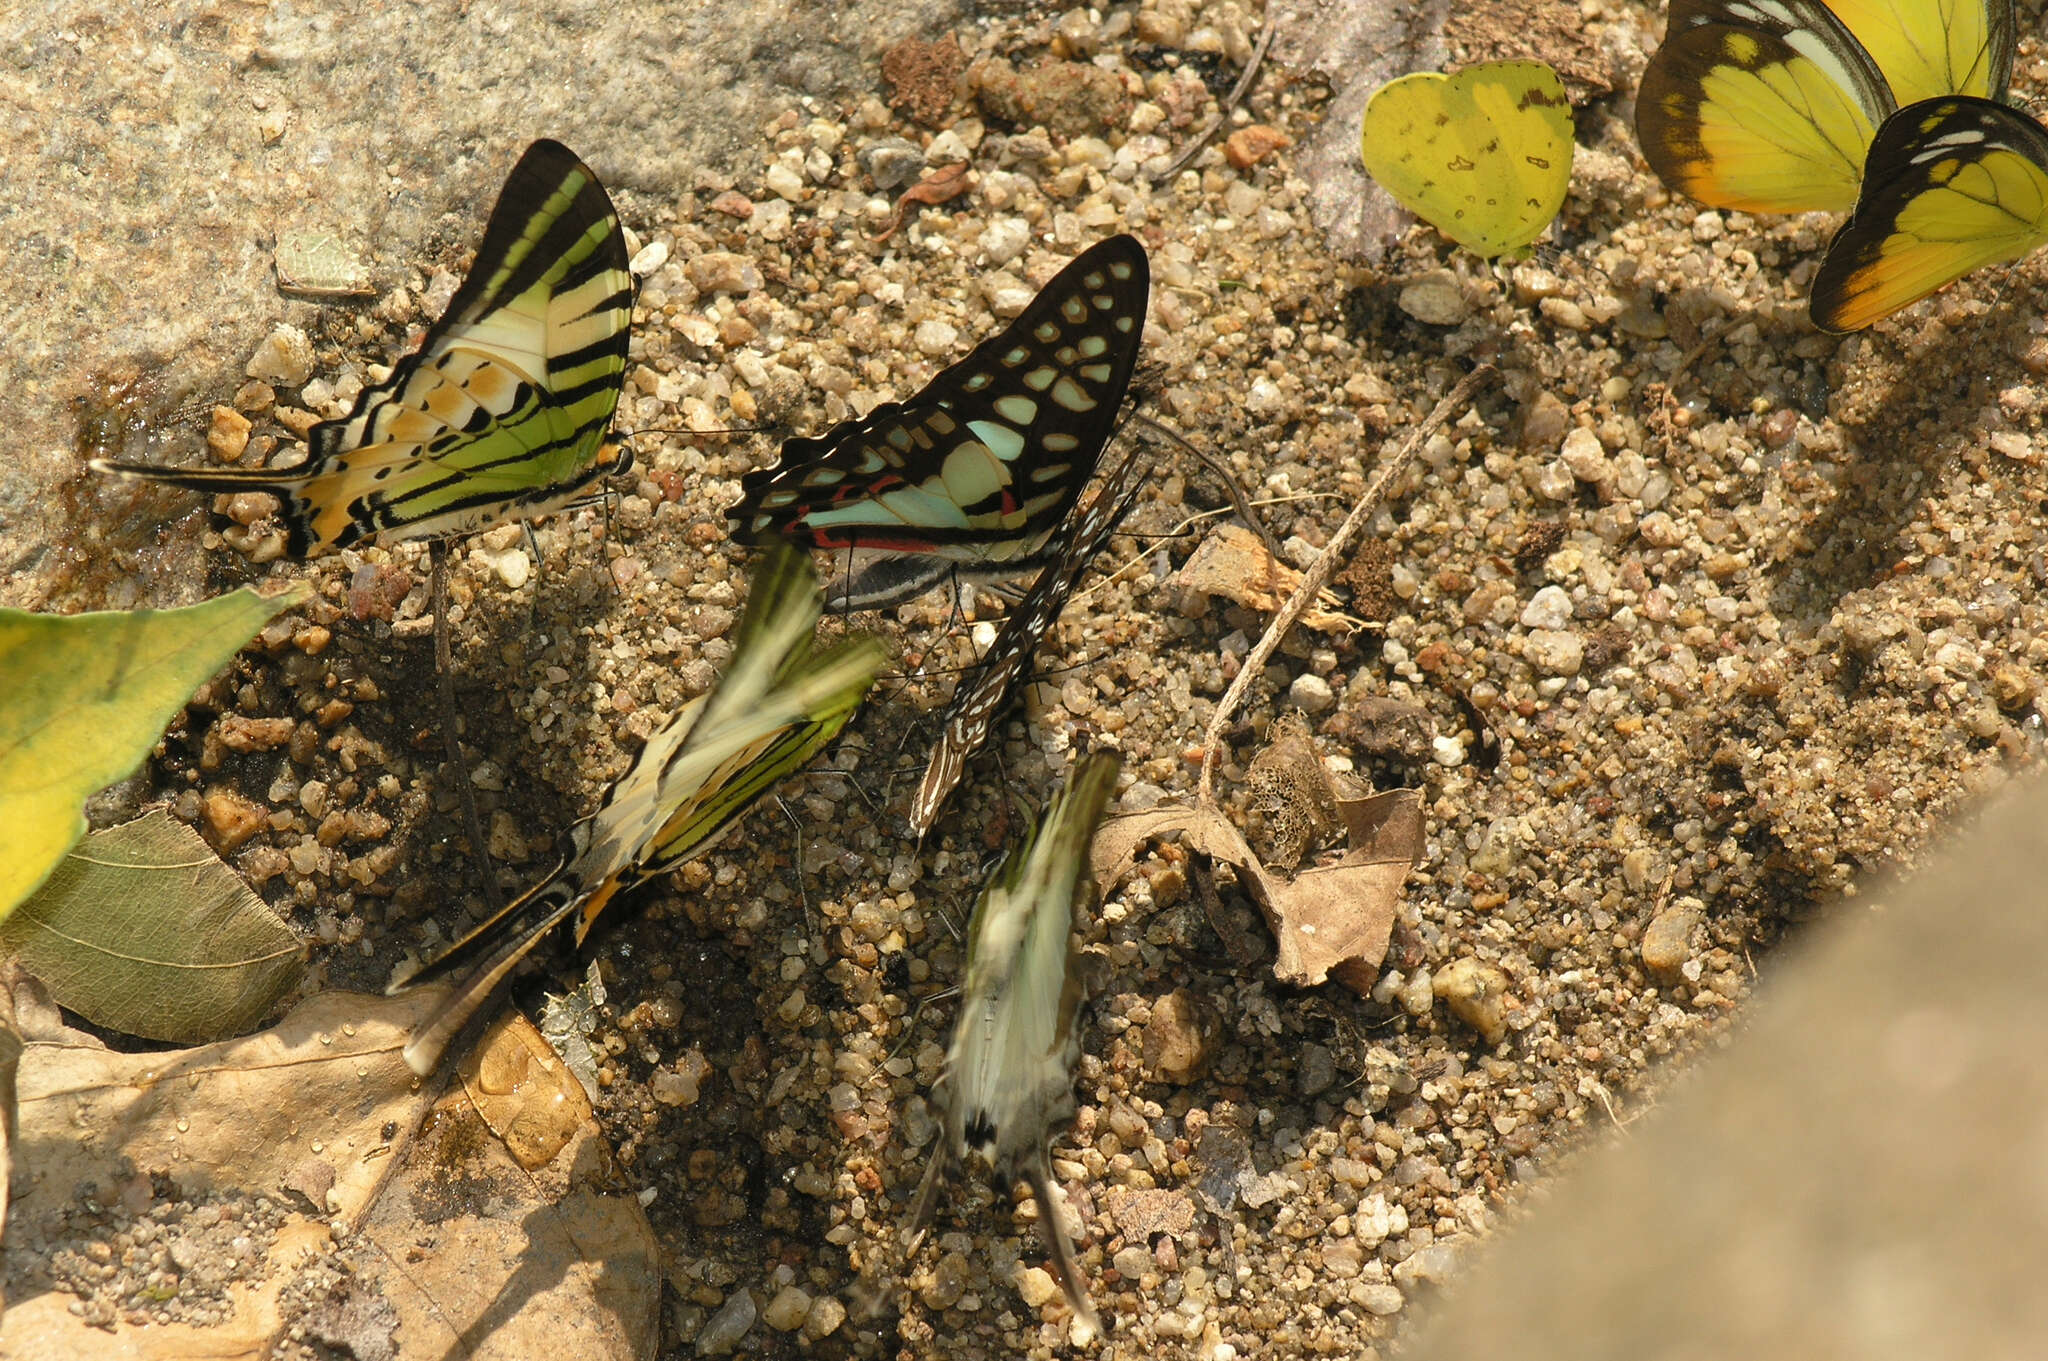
[1641,899,1704,984]
[1143,989,1219,1083]
[1223,124,1291,169]
[1287,672,1335,714]
[1396,271,1470,326]
[1433,958,1511,1045]
[761,1285,811,1331]
[245,324,314,387]
[1015,1266,1059,1308]
[695,1289,756,1356]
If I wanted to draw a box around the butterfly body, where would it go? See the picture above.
[95,139,634,554]
[733,235,1148,608]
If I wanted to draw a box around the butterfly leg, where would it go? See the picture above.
[430,538,505,916]
[772,792,815,937]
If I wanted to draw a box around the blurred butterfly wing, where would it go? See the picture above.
[939,754,1118,1327]
[909,447,1146,838]
[1823,0,2014,104]
[1360,61,1574,258]
[948,753,1119,1174]
[1811,96,2048,331]
[395,546,887,1075]
[732,236,1148,575]
[1637,0,1893,213]
[597,633,885,913]
[94,140,633,555]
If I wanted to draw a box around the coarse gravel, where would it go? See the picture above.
[18,1,2048,1357]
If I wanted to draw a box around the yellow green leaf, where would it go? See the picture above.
[0,582,307,922]
[0,811,303,1042]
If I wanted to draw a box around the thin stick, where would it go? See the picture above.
[1152,11,1278,183]
[1196,367,1495,804]
[431,539,505,916]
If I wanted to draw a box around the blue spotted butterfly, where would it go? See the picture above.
[731,235,1149,608]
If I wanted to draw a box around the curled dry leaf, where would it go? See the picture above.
[1172,523,1362,634]
[1094,788,1423,994]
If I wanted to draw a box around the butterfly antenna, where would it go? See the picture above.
[521,520,547,632]
[882,982,960,1065]
[1129,411,1288,563]
[429,539,505,917]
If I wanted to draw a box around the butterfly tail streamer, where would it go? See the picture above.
[908,451,1147,838]
[392,866,591,1076]
[88,460,310,495]
[1022,1149,1104,1336]
[903,1128,955,1256]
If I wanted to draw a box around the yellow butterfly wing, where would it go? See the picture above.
[1823,0,2013,105]
[1360,60,1574,259]
[1810,96,2048,331]
[1638,0,1894,213]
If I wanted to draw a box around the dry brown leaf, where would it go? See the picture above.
[1095,788,1422,993]
[2,986,437,1358]
[1,989,658,1360]
[1173,524,1361,634]
[356,1012,660,1361]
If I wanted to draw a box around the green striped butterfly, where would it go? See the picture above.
[909,445,1145,839]
[395,542,887,1075]
[94,139,634,555]
[907,752,1120,1336]
[731,234,1149,609]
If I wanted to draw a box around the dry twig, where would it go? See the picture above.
[1196,366,1496,803]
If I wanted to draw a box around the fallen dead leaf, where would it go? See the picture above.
[1,987,658,1360]
[356,1011,660,1361]
[1173,523,1361,634]
[1094,788,1422,993]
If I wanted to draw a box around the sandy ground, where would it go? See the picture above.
[10,1,2048,1357]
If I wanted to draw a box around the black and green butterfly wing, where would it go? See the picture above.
[908,444,1146,839]
[95,139,634,556]
[1811,95,2048,331]
[732,234,1148,608]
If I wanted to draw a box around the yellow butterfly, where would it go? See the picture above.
[1359,60,1575,259]
[1811,96,2048,331]
[1638,0,2014,215]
